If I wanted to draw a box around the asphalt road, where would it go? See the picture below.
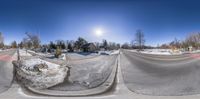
[48,54,118,91]
[120,50,200,96]
[0,49,16,93]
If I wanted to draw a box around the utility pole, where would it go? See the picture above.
[17,48,20,61]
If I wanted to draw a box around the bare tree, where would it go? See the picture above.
[135,29,145,50]
[102,39,108,50]
[11,41,17,48]
[68,40,75,52]
[22,38,32,49]
[121,43,131,49]
[56,40,66,49]
[94,42,100,50]
[185,33,200,49]
[25,32,41,49]
[169,38,181,49]
[74,37,87,51]
[0,32,4,48]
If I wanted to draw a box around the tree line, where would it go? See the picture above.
[3,32,120,52]
[160,33,200,50]
[2,30,199,51]
[121,29,150,50]
[46,37,120,52]
[121,30,200,51]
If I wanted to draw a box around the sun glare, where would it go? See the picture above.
[94,28,103,37]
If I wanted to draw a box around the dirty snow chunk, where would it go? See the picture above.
[110,50,119,55]
[14,58,68,89]
[98,51,111,55]
[59,54,66,60]
[22,58,60,70]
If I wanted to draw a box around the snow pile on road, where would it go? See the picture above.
[13,58,68,89]
[59,53,66,60]
[127,49,138,52]
[98,51,110,55]
[98,50,119,55]
[110,50,120,55]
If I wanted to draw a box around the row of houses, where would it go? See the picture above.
[79,43,108,52]
[40,43,107,53]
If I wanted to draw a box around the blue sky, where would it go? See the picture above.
[1,0,200,46]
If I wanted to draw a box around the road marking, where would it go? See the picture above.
[190,54,200,59]
[0,55,13,62]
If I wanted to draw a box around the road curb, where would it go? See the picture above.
[26,55,118,97]
[0,50,17,94]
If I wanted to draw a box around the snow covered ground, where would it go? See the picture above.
[128,49,173,55]
[66,52,99,60]
[110,50,120,55]
[27,50,53,57]
[98,50,120,55]
[19,49,32,56]
[189,50,200,53]
[141,49,172,55]
[128,49,200,55]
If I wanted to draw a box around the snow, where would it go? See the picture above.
[129,49,200,55]
[59,54,66,60]
[21,58,60,70]
[67,52,99,60]
[110,50,120,55]
[98,50,119,55]
[140,49,172,55]
[128,49,172,55]
[49,55,118,91]
[24,50,53,58]
[19,49,32,56]
[190,50,200,53]
[14,58,68,89]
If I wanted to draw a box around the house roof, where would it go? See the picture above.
[81,43,95,48]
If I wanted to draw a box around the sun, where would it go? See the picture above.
[94,28,103,37]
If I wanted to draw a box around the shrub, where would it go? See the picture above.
[55,47,61,58]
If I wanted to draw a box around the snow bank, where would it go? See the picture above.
[141,49,172,55]
[13,58,68,89]
[128,49,172,55]
[98,51,110,55]
[191,50,200,53]
[67,52,98,60]
[59,54,66,60]
[25,50,51,57]
[98,50,119,55]
[110,50,120,55]
[19,49,32,56]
